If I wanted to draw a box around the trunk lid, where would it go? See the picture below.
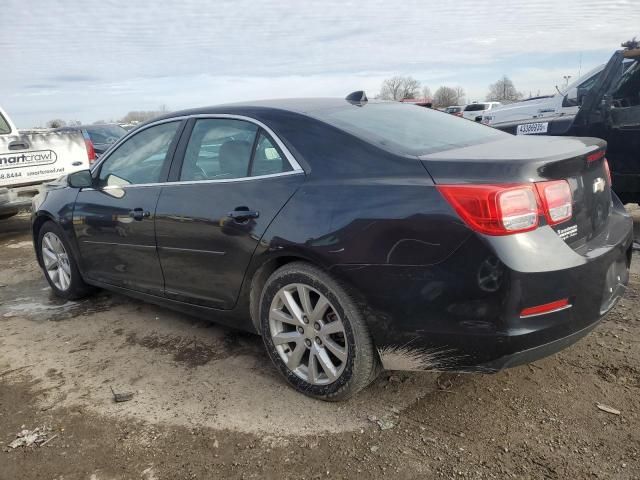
[421,135,612,249]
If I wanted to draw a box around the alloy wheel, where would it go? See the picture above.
[269,283,348,385]
[41,232,72,291]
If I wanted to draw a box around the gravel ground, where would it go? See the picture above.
[1,208,639,479]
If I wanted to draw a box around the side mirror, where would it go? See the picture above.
[562,87,579,107]
[67,169,94,188]
[576,86,589,106]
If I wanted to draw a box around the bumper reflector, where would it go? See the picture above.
[520,298,571,318]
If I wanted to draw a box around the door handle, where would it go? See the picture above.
[227,208,259,221]
[129,208,151,221]
[8,140,29,150]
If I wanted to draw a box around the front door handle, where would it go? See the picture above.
[129,208,150,221]
[227,208,260,221]
[8,140,29,151]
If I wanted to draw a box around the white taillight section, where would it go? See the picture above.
[535,180,572,225]
[497,187,538,231]
[437,184,540,235]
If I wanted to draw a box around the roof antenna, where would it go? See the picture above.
[345,90,368,106]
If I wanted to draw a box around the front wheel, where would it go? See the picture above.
[37,221,94,300]
[260,262,379,401]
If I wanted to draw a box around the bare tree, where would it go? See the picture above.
[46,119,66,128]
[421,85,432,100]
[454,86,466,105]
[120,107,171,124]
[433,86,465,108]
[486,76,523,103]
[378,76,421,101]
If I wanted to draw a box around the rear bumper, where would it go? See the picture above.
[0,185,41,214]
[478,316,602,371]
[332,200,634,372]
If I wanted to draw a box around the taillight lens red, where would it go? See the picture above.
[438,180,574,236]
[535,180,572,225]
[85,139,96,165]
[437,184,539,235]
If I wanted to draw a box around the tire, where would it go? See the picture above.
[37,221,94,300]
[260,262,379,401]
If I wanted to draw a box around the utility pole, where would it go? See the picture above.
[563,75,572,87]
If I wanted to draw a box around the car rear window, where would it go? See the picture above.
[464,103,488,112]
[311,102,506,156]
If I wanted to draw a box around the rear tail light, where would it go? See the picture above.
[85,139,96,165]
[438,180,574,236]
[437,184,539,235]
[520,298,571,318]
[535,180,572,225]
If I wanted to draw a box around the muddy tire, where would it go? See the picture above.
[37,221,94,300]
[260,262,378,401]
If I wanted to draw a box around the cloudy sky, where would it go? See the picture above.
[2,0,638,127]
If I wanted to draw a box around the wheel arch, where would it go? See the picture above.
[32,212,56,268]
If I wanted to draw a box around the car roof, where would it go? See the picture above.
[154,97,388,122]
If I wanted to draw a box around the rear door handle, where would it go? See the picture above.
[227,209,260,221]
[129,208,151,221]
[8,140,29,150]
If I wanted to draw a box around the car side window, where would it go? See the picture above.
[180,119,258,181]
[251,132,292,176]
[98,121,180,187]
[0,112,11,134]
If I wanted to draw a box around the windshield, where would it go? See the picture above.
[86,125,128,145]
[311,102,507,156]
[464,103,489,112]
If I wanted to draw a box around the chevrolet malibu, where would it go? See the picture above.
[32,94,633,401]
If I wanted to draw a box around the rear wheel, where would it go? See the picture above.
[37,222,93,300]
[260,262,378,401]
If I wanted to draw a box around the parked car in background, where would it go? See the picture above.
[56,124,127,158]
[444,105,465,117]
[400,98,433,108]
[462,101,502,121]
[0,105,91,219]
[31,95,632,400]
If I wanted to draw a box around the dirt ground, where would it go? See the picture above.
[1,209,639,480]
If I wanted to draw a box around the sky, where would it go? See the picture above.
[1,0,638,127]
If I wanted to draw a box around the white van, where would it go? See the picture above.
[462,102,502,122]
[0,106,92,219]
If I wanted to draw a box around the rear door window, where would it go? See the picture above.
[180,119,258,181]
[251,132,292,176]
